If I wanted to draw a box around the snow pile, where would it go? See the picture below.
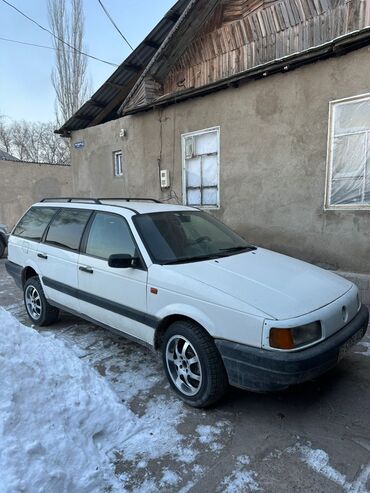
[0,308,142,493]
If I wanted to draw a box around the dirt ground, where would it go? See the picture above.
[1,258,369,493]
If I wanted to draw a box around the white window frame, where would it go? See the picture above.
[181,126,220,209]
[113,150,123,177]
[325,93,370,210]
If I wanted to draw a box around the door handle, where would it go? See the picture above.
[37,253,48,260]
[79,266,93,274]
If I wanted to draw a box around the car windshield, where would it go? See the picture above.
[133,211,255,264]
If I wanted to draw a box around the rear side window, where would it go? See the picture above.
[13,207,57,241]
[85,212,136,259]
[45,209,92,251]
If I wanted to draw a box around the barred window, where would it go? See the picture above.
[182,127,220,208]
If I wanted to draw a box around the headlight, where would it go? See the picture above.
[269,322,322,350]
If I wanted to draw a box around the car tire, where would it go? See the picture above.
[0,238,5,258]
[24,276,59,326]
[162,320,228,408]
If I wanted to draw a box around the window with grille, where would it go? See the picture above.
[113,150,123,177]
[182,127,220,208]
[326,94,370,208]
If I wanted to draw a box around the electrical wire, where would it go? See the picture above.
[97,0,133,51]
[0,35,74,53]
[1,0,119,66]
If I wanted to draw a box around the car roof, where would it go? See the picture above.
[33,199,197,215]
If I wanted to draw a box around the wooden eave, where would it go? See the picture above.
[119,0,370,116]
[118,0,220,114]
[120,26,370,116]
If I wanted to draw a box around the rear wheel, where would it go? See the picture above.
[24,277,59,326]
[162,320,228,408]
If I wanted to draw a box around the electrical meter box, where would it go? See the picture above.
[160,169,170,188]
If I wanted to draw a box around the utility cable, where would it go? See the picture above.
[1,0,119,66]
[0,35,75,53]
[97,0,134,51]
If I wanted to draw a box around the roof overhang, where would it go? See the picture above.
[120,26,370,116]
[56,0,192,136]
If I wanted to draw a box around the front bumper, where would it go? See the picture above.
[215,305,369,392]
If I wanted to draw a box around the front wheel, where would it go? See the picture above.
[162,320,228,408]
[24,277,59,326]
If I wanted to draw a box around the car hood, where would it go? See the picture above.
[166,248,353,320]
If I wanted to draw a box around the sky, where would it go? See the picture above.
[0,0,175,123]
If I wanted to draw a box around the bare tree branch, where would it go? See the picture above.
[0,120,70,165]
[48,0,90,125]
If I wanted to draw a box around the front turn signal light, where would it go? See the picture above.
[269,322,322,350]
[269,328,295,350]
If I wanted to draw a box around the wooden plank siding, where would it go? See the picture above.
[163,0,370,95]
[122,0,370,113]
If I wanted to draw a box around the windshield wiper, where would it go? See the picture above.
[161,246,257,265]
[219,246,256,254]
[161,253,224,265]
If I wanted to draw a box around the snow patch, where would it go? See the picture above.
[196,421,229,451]
[220,456,260,492]
[0,308,142,493]
[122,395,189,462]
[289,442,370,493]
[355,341,370,357]
[159,469,180,487]
[296,445,347,487]
[196,424,222,444]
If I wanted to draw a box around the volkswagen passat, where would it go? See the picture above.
[6,198,368,407]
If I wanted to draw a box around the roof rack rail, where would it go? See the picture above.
[40,198,100,203]
[98,197,161,203]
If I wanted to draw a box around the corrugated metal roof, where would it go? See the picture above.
[57,0,191,136]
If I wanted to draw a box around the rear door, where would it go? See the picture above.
[77,211,151,344]
[38,208,92,312]
[9,206,58,270]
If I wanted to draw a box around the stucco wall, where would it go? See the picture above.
[0,161,73,228]
[70,45,370,275]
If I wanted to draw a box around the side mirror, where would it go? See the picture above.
[108,253,139,269]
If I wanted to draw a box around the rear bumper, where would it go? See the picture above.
[5,260,23,289]
[215,305,369,392]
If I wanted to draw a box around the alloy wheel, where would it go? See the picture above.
[25,285,42,320]
[165,335,202,396]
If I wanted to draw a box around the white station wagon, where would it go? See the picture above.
[6,198,369,407]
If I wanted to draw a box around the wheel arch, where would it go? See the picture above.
[153,306,216,350]
[21,264,40,287]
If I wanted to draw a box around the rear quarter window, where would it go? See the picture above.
[45,208,92,251]
[13,207,58,242]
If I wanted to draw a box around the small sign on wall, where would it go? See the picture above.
[74,140,85,149]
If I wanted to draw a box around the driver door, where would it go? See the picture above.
[77,211,151,344]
